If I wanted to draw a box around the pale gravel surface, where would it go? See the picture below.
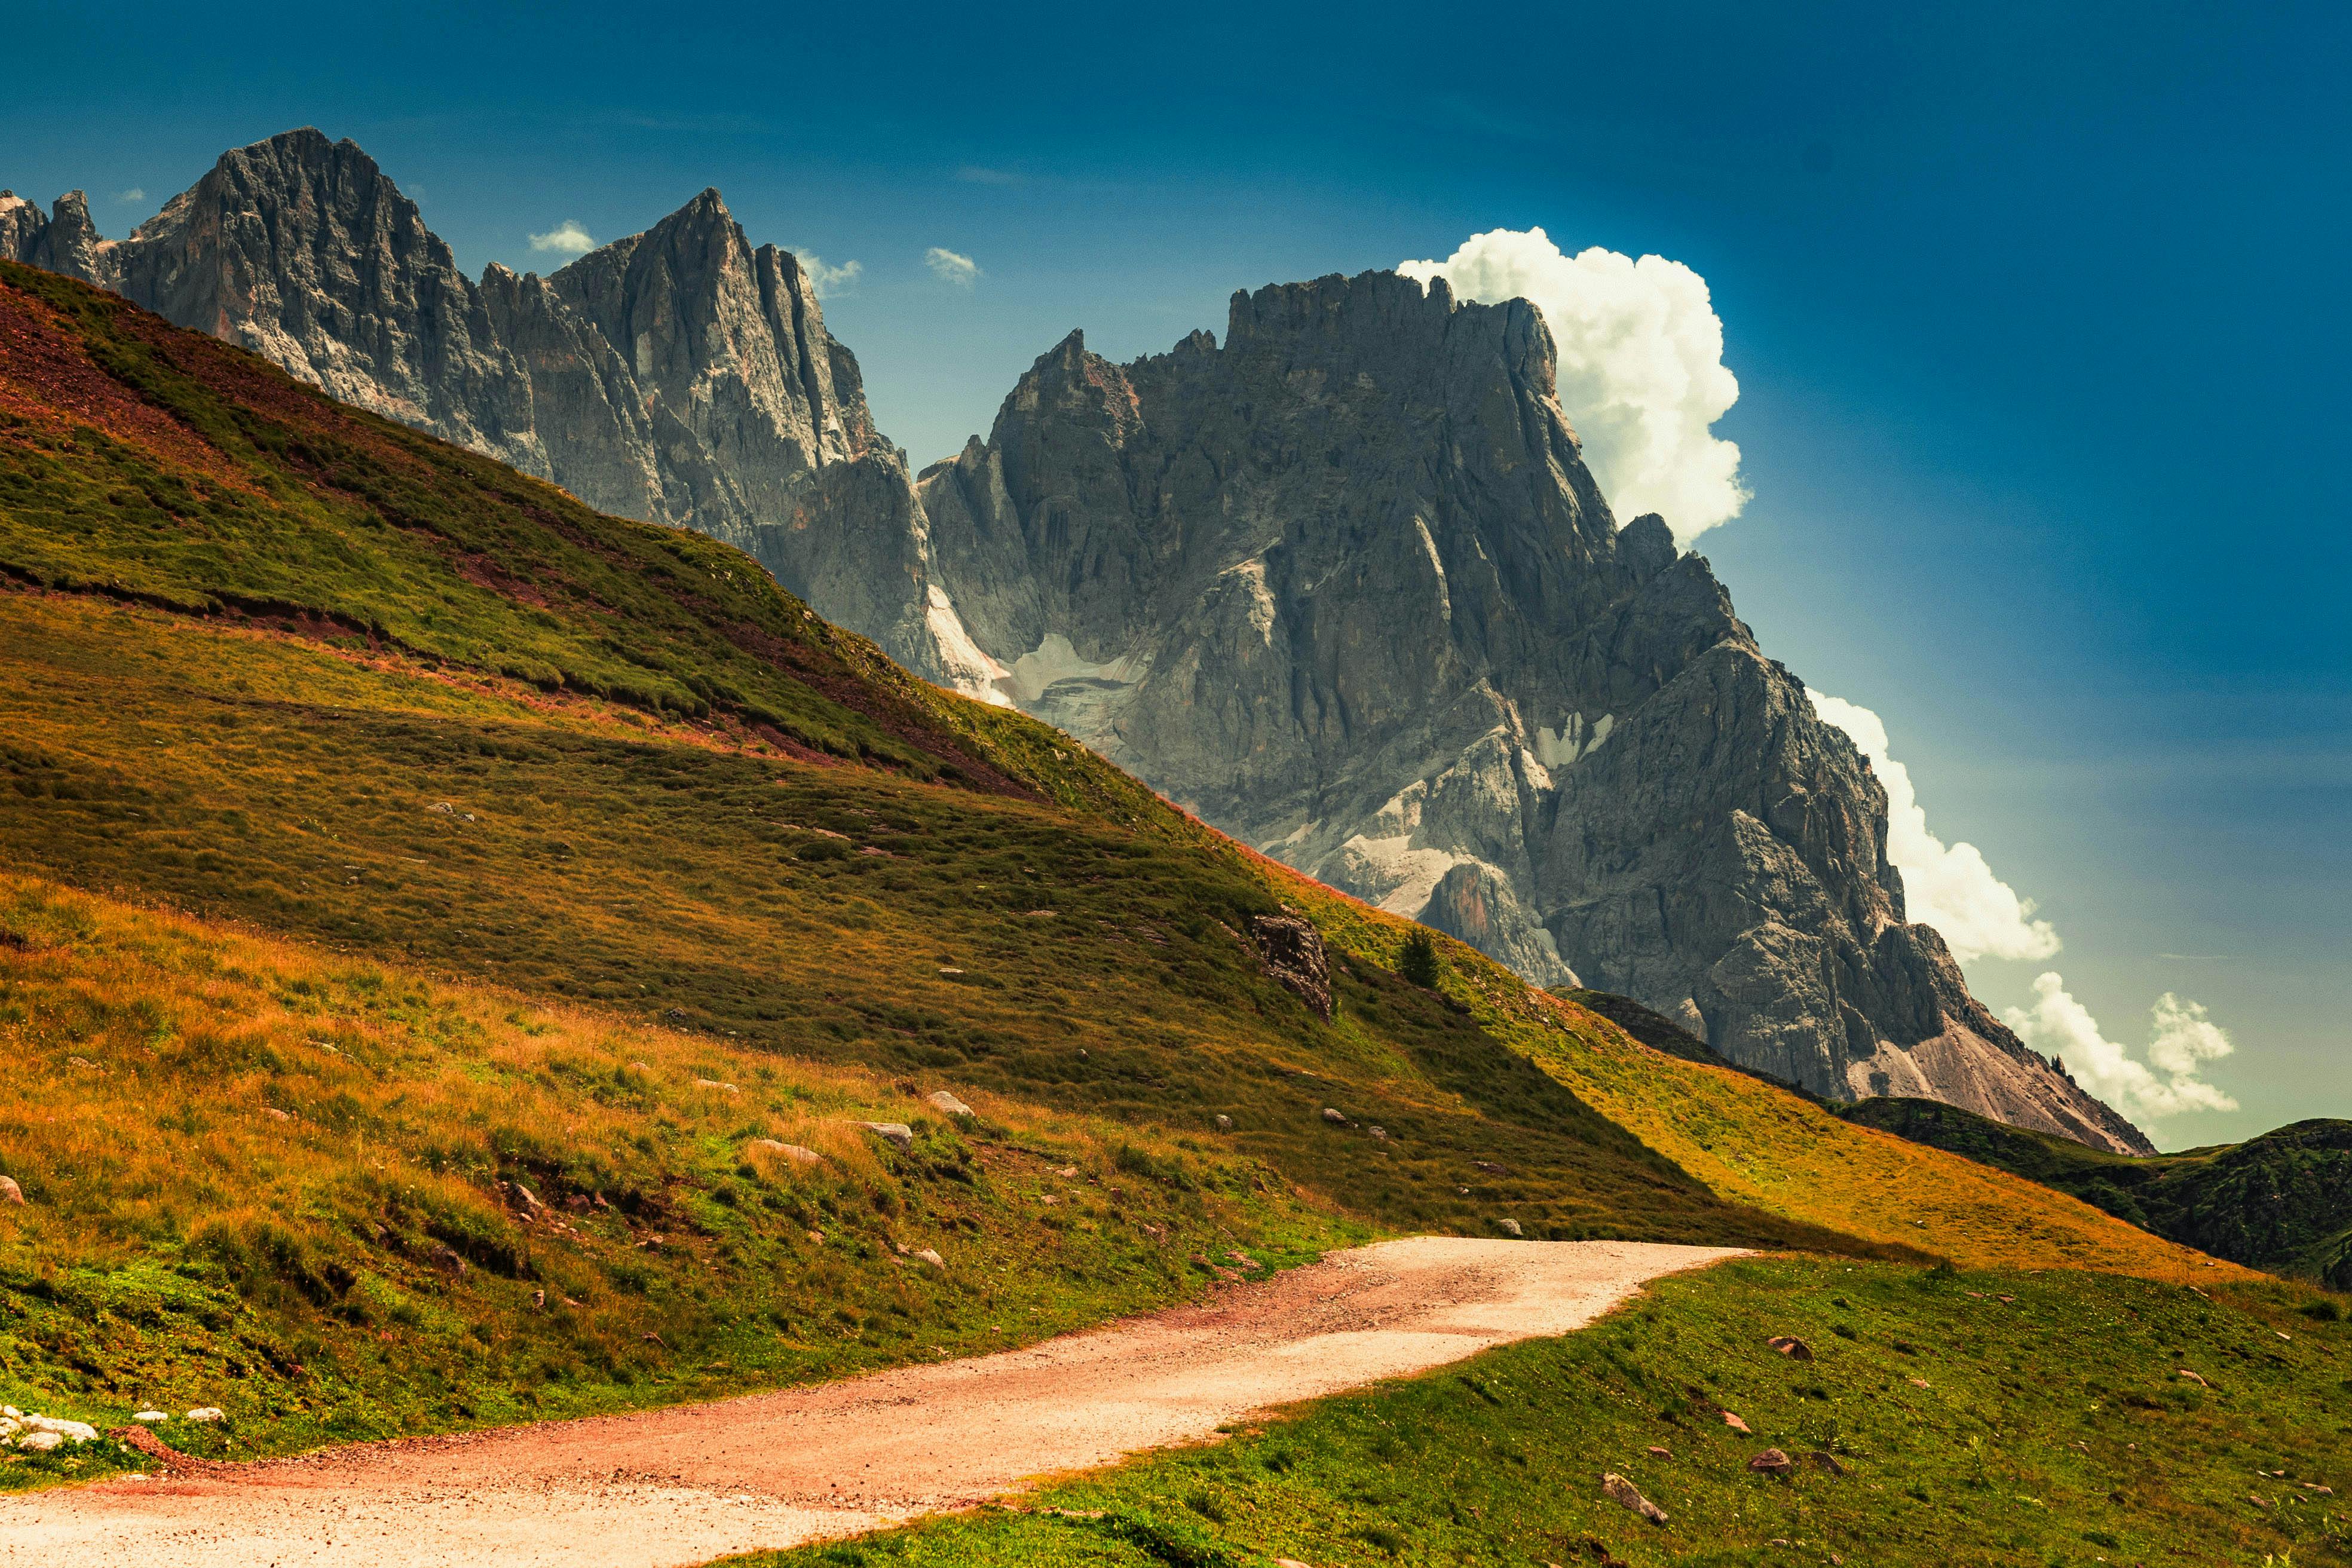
[0,1238,1739,1567]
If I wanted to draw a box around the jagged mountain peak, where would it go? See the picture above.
[2,128,982,691]
[920,279,2150,1154]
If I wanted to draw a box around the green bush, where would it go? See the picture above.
[1398,928,1441,990]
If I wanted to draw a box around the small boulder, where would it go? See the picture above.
[1767,1335,1814,1361]
[1646,1445,1672,1459]
[0,1175,22,1205]
[1721,1410,1751,1434]
[1321,1107,1348,1125]
[1497,1217,1525,1238]
[914,1248,945,1269]
[861,1122,916,1150]
[1600,1471,1668,1524]
[133,1410,169,1424]
[927,1089,975,1118]
[1808,1450,1848,1477]
[24,1415,98,1444]
[1472,1160,1512,1176]
[1368,1125,1389,1141]
[2178,1368,2210,1387]
[1747,1447,1794,1475]
[694,1078,739,1094]
[747,1139,824,1166]
[19,1430,62,1453]
[1214,1114,1233,1131]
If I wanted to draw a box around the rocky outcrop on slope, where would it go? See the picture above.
[917,271,2150,1153]
[1,130,988,688]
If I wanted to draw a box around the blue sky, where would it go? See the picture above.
[10,0,2347,1146]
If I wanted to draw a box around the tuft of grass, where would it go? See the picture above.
[727,1256,2352,1567]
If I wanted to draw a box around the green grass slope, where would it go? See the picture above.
[0,874,1364,1489]
[732,1259,2352,1568]
[1844,1097,2352,1288]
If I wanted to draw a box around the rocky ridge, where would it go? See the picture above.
[0,131,992,689]
[916,274,2150,1153]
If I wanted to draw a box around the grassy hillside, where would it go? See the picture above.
[734,1257,2352,1568]
[0,872,1361,1488]
[0,256,2276,1518]
[1231,856,2237,1282]
[1845,1097,2352,1288]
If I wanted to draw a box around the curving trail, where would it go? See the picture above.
[0,1238,1739,1567]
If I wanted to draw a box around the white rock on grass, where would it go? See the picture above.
[24,1416,99,1443]
[0,1175,23,1203]
[746,1139,823,1166]
[134,1410,169,1423]
[860,1122,915,1150]
[185,1407,225,1423]
[19,1431,62,1453]
[926,1090,974,1118]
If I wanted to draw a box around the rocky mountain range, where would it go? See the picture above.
[1,130,2152,1153]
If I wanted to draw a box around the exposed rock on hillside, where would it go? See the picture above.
[917,272,2149,1153]
[0,130,990,689]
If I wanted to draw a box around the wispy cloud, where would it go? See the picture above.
[924,246,981,288]
[115,187,145,203]
[798,252,863,299]
[2005,976,2238,1120]
[1808,693,2059,963]
[528,220,597,256]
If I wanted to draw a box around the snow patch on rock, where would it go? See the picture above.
[923,585,1013,705]
[997,632,1147,706]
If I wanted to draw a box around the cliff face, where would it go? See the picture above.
[918,272,2151,1154]
[0,130,987,689]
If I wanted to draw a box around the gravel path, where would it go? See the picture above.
[0,1238,1738,1567]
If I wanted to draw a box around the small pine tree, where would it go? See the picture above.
[1399,927,1441,989]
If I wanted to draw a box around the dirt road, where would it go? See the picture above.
[0,1238,1738,1567]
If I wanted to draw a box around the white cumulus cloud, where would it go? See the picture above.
[925,246,980,287]
[116,187,145,203]
[1808,692,2061,963]
[2004,975,2238,1120]
[798,252,863,298]
[1399,226,1747,541]
[528,220,597,256]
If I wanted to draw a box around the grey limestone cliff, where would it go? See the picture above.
[917,272,2151,1154]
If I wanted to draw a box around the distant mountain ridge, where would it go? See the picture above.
[0,131,992,693]
[1845,1099,2352,1287]
[2,131,2152,1153]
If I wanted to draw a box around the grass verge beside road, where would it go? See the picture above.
[731,1255,2352,1568]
